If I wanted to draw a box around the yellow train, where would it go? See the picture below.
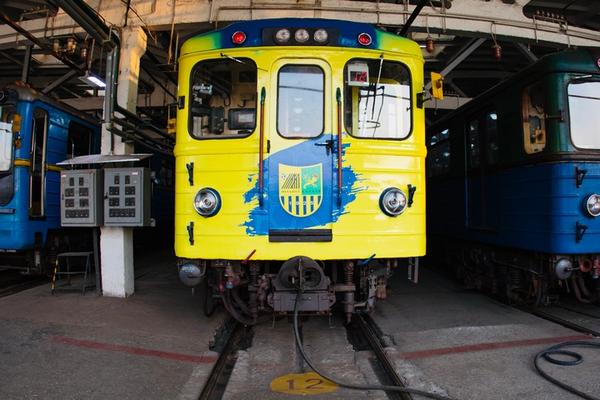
[175,18,426,323]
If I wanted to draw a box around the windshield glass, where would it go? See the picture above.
[568,80,600,149]
[188,57,257,139]
[344,58,411,139]
[0,104,15,172]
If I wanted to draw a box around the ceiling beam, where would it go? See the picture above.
[425,37,486,91]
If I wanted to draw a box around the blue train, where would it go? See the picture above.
[0,85,101,273]
[427,49,600,305]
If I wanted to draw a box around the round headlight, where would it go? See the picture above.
[379,188,407,217]
[554,258,573,280]
[294,29,310,43]
[585,194,600,217]
[313,29,328,43]
[193,188,221,217]
[274,28,291,43]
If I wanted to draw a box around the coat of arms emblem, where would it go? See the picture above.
[278,163,323,217]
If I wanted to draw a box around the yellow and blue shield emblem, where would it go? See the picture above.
[279,163,323,217]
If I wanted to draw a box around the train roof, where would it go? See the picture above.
[180,18,421,58]
[2,84,99,127]
[428,48,600,131]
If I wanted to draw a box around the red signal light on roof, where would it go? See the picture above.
[232,31,246,45]
[357,33,372,46]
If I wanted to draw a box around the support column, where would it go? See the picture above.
[100,26,147,297]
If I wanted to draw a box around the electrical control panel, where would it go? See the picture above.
[60,169,103,227]
[103,167,151,227]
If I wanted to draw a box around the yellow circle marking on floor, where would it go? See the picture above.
[270,371,338,395]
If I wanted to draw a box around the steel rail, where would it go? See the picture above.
[354,314,413,400]
[518,306,600,338]
[198,321,244,400]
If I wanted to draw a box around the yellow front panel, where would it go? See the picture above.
[175,46,425,261]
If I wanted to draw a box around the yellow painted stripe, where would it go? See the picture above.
[14,158,30,167]
[13,159,63,172]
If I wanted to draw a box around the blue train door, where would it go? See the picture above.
[267,59,334,241]
[465,110,499,231]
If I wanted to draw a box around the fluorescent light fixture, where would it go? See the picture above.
[79,72,106,88]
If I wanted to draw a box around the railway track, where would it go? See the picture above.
[351,314,413,400]
[198,320,249,400]
[518,306,600,338]
[0,270,47,298]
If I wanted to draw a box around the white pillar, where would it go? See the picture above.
[100,26,147,297]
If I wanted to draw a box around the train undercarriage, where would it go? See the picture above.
[434,239,600,306]
[178,256,416,324]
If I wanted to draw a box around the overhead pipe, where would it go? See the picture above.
[0,9,86,74]
[54,0,174,151]
[398,0,430,37]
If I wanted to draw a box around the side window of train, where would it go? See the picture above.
[67,122,93,158]
[277,65,324,137]
[522,83,546,154]
[189,57,257,139]
[467,119,480,169]
[485,112,499,165]
[427,128,450,177]
[30,108,48,217]
[344,58,411,139]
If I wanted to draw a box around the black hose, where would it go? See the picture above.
[534,340,600,400]
[292,288,457,400]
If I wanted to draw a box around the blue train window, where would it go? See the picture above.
[428,140,450,177]
[568,80,600,149]
[277,65,324,138]
[344,58,411,140]
[0,104,15,206]
[467,119,480,169]
[189,57,257,139]
[522,83,546,154]
[485,112,499,165]
[67,122,93,158]
[30,108,48,217]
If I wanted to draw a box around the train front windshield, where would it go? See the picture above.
[568,80,600,149]
[0,104,15,205]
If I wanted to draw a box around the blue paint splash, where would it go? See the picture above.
[242,135,363,235]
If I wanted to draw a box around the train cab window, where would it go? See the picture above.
[522,83,546,154]
[344,59,411,139]
[568,80,600,149]
[277,65,324,138]
[0,104,16,206]
[189,57,257,139]
[30,108,48,217]
[67,122,93,158]
[485,112,499,165]
[467,119,480,169]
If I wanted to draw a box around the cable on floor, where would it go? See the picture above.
[534,340,600,400]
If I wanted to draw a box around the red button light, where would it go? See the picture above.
[232,31,246,45]
[358,33,372,46]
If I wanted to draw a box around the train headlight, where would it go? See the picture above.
[379,187,407,217]
[193,188,221,217]
[314,29,328,43]
[294,29,310,43]
[274,29,291,43]
[585,194,600,217]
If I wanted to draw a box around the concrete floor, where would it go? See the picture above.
[0,248,226,400]
[373,266,600,400]
[1,250,599,400]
